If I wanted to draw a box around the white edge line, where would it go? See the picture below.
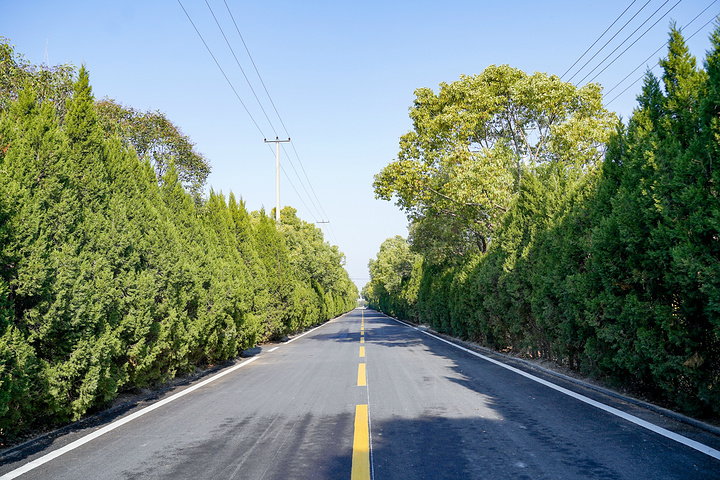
[2,312,348,479]
[1,355,260,479]
[285,321,327,344]
[268,347,279,352]
[389,317,720,462]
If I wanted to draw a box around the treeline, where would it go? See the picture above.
[364,25,720,418]
[0,40,357,440]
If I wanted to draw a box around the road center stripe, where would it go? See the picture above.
[351,404,371,480]
[359,346,365,357]
[357,363,367,386]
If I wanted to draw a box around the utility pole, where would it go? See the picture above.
[316,220,329,238]
[264,136,291,222]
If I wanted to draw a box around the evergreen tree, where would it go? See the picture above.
[368,23,720,417]
[0,43,360,440]
[252,209,293,339]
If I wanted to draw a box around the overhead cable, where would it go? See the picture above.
[567,0,655,83]
[280,146,325,220]
[204,0,279,138]
[279,162,317,218]
[605,14,718,106]
[179,0,327,223]
[603,1,717,98]
[577,0,683,85]
[176,0,266,139]
[206,1,328,222]
[223,0,288,136]
[222,0,334,224]
[561,0,639,80]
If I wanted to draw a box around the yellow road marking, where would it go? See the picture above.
[357,363,366,386]
[359,346,365,357]
[360,337,364,344]
[351,404,371,480]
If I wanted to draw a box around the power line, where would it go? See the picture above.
[204,0,278,138]
[178,0,328,225]
[605,13,718,106]
[326,221,340,246]
[604,48,665,99]
[586,0,685,84]
[176,0,266,139]
[279,159,316,219]
[577,0,683,85]
[567,0,655,83]
[223,0,288,136]
[282,142,331,222]
[561,0,639,80]
[603,1,717,98]
[222,0,334,224]
[223,0,331,220]
[262,141,319,220]
[205,1,328,223]
[279,145,325,220]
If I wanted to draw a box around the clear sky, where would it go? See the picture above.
[2,0,718,289]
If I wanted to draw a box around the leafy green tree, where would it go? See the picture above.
[280,207,358,327]
[365,236,422,320]
[280,207,352,297]
[374,66,616,260]
[96,98,210,198]
[369,24,720,418]
[0,37,75,118]
[368,236,416,296]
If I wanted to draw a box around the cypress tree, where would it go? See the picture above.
[253,209,293,339]
[0,47,359,439]
[64,65,102,154]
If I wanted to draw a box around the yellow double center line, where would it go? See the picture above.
[352,309,371,480]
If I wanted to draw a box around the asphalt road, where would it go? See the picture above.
[1,308,719,479]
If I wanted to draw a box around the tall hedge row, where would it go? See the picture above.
[366,25,720,418]
[0,55,357,440]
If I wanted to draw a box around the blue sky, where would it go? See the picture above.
[2,0,718,288]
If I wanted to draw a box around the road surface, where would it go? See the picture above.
[1,308,719,479]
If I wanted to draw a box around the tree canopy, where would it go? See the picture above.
[95,99,210,199]
[367,23,720,419]
[1,37,210,199]
[362,236,421,321]
[0,37,75,119]
[0,41,357,441]
[373,65,616,262]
